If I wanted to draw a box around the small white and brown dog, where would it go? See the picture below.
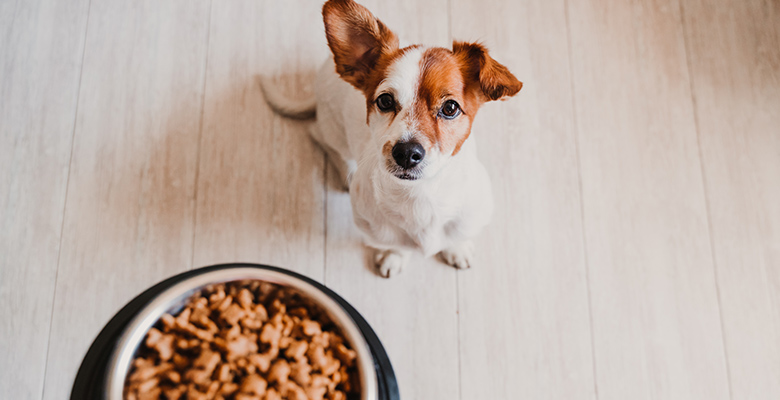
[260,0,522,277]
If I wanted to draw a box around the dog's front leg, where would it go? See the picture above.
[374,248,411,278]
[438,240,475,270]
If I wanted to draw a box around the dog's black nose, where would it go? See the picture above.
[392,142,425,169]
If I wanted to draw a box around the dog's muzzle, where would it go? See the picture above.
[389,141,424,180]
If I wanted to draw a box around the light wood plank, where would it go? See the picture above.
[566,0,730,398]
[0,0,89,398]
[449,0,596,399]
[681,0,780,397]
[191,1,327,279]
[322,1,459,400]
[41,1,211,398]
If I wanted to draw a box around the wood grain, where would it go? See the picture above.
[681,0,780,397]
[41,1,211,398]
[191,0,327,280]
[566,0,730,398]
[0,0,89,398]
[322,2,460,400]
[449,0,596,399]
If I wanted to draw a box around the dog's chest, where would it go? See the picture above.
[355,180,466,255]
[391,197,448,250]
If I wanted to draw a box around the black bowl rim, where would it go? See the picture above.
[70,263,400,400]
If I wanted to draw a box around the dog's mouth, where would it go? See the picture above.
[394,171,419,181]
[386,162,423,181]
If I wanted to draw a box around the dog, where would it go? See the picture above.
[260,0,522,277]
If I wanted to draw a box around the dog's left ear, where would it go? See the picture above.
[453,41,523,101]
[323,0,399,91]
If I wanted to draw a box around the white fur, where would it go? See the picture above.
[257,76,317,119]
[376,50,422,108]
[261,49,493,277]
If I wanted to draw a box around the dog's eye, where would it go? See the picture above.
[376,93,395,112]
[439,100,461,119]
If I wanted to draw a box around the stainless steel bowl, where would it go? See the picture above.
[105,267,378,400]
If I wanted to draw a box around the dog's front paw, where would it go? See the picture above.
[374,249,409,278]
[438,241,475,270]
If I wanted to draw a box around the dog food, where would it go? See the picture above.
[124,281,359,400]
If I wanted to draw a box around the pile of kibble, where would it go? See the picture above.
[124,280,359,400]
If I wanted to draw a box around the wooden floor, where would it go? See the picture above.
[1,0,778,399]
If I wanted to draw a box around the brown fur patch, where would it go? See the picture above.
[361,45,421,122]
[408,48,481,155]
[322,0,399,91]
[452,41,523,101]
[402,43,523,156]
[382,140,394,159]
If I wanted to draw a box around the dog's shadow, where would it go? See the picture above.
[189,72,343,272]
[99,66,383,286]
[193,0,375,276]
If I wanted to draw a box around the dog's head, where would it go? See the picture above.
[323,0,522,181]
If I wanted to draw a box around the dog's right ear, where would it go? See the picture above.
[323,0,399,91]
[453,41,523,102]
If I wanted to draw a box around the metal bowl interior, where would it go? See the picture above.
[106,267,378,400]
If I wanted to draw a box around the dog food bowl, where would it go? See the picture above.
[71,263,399,400]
